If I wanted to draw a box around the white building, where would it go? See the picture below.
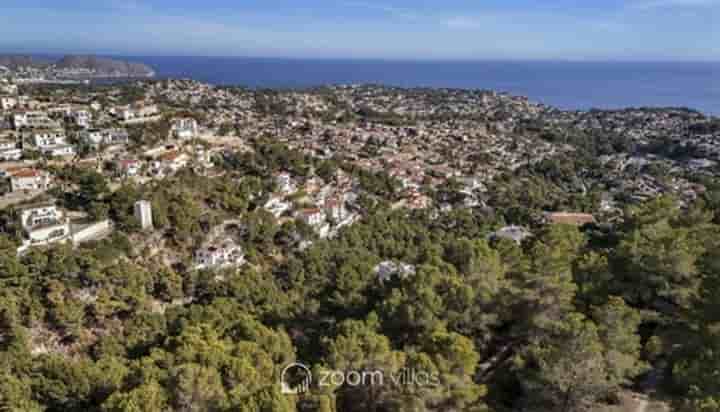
[18,203,71,247]
[31,129,67,148]
[0,140,21,161]
[0,84,18,95]
[120,103,159,122]
[264,196,292,218]
[296,208,325,227]
[12,111,58,130]
[80,128,129,147]
[296,208,330,238]
[324,198,349,222]
[374,261,416,282]
[151,151,189,175]
[274,172,297,195]
[70,110,92,128]
[41,144,76,158]
[115,159,142,178]
[134,200,153,230]
[9,168,52,192]
[0,96,18,110]
[171,118,198,139]
[487,226,532,245]
[28,130,75,157]
[194,239,245,270]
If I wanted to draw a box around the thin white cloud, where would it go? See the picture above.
[342,1,420,20]
[100,0,145,11]
[630,0,720,9]
[443,16,484,29]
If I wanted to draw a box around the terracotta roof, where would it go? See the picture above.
[10,168,41,178]
[159,150,181,161]
[546,212,596,226]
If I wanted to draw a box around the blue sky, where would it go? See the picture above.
[1,0,718,60]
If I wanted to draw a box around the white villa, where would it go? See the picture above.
[194,239,246,270]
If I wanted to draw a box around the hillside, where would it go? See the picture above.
[0,54,155,77]
[54,55,155,77]
[0,55,52,69]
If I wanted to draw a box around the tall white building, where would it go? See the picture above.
[134,200,153,230]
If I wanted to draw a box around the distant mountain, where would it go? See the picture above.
[0,54,155,77]
[55,55,155,77]
[0,55,52,69]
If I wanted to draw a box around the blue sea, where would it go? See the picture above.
[122,56,720,115]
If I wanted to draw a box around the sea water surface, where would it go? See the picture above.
[121,56,720,115]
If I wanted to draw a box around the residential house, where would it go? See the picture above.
[264,196,292,218]
[324,197,349,222]
[18,203,71,247]
[119,103,159,122]
[151,150,189,176]
[296,208,330,238]
[13,111,58,129]
[0,83,18,95]
[488,226,532,245]
[375,261,416,282]
[80,128,129,147]
[70,109,92,128]
[171,118,198,139]
[9,168,52,192]
[0,139,21,161]
[274,172,297,195]
[0,96,17,110]
[30,129,67,148]
[194,239,245,270]
[114,159,142,178]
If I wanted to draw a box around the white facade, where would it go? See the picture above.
[80,128,129,146]
[264,197,292,218]
[325,199,348,222]
[41,144,75,157]
[31,130,67,148]
[296,208,330,238]
[297,208,325,227]
[0,96,17,110]
[19,204,71,246]
[375,261,416,282]
[71,110,91,128]
[0,147,22,161]
[194,241,245,270]
[116,159,141,177]
[20,204,62,230]
[0,84,18,95]
[171,118,198,139]
[0,140,17,151]
[121,104,159,122]
[155,152,189,174]
[9,169,51,192]
[275,172,297,195]
[134,200,153,230]
[12,111,58,129]
[488,226,532,245]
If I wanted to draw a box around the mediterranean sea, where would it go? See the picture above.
[121,56,720,115]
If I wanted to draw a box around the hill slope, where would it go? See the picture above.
[55,55,155,77]
[0,54,155,77]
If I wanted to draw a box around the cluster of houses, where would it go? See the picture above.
[263,170,360,239]
[1,75,719,260]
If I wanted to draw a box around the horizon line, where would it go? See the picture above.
[2,50,720,65]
